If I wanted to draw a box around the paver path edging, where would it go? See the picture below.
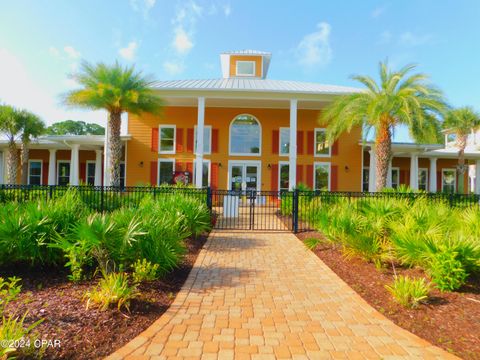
[107,230,458,359]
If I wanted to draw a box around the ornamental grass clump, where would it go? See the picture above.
[385,275,430,308]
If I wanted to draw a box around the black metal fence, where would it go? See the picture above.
[1,185,479,233]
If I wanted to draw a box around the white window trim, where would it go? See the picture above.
[278,161,289,192]
[227,160,262,191]
[57,160,71,185]
[314,128,331,157]
[27,159,43,185]
[418,167,429,191]
[279,127,290,156]
[158,125,176,154]
[391,167,400,188]
[235,60,256,77]
[229,114,262,156]
[193,159,211,187]
[194,125,212,155]
[442,168,457,192]
[86,160,96,185]
[313,162,331,191]
[157,158,176,186]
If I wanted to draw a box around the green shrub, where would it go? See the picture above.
[385,276,430,308]
[428,249,468,291]
[132,259,159,283]
[0,313,43,360]
[0,277,21,314]
[84,272,139,312]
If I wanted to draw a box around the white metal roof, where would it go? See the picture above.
[221,50,271,55]
[152,78,360,95]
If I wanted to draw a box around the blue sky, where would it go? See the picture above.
[0,0,479,141]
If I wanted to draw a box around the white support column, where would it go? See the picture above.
[103,123,111,186]
[48,149,57,185]
[70,144,80,186]
[0,151,4,184]
[475,160,480,195]
[94,150,103,186]
[410,154,419,190]
[386,159,393,188]
[368,149,376,192]
[288,99,298,191]
[429,158,437,193]
[195,97,205,188]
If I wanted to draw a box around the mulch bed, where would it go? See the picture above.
[1,235,207,360]
[295,230,480,360]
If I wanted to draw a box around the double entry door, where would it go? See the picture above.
[228,161,261,192]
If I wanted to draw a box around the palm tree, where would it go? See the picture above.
[18,110,46,184]
[0,105,22,184]
[320,61,447,191]
[443,107,480,193]
[64,61,163,186]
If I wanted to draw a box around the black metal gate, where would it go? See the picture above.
[210,190,297,231]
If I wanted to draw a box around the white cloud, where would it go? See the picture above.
[119,41,138,61]
[399,32,433,46]
[163,61,184,76]
[130,0,156,15]
[170,1,203,55]
[173,27,193,54]
[223,4,231,17]
[0,47,106,127]
[296,22,332,67]
[64,45,81,59]
[371,6,386,18]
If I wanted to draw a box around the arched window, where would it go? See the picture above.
[229,114,261,155]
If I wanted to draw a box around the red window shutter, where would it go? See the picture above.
[212,129,219,153]
[331,165,338,191]
[332,140,339,156]
[306,165,314,189]
[272,130,279,154]
[297,131,304,155]
[79,162,86,183]
[211,162,219,189]
[42,162,48,185]
[271,164,279,191]
[400,170,406,185]
[151,127,159,152]
[296,164,303,184]
[186,128,194,153]
[175,162,184,172]
[150,161,158,186]
[186,162,193,183]
[307,131,314,155]
[176,128,184,153]
[437,171,441,192]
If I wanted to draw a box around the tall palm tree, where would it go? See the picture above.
[320,61,447,191]
[443,107,480,193]
[0,105,22,184]
[64,61,163,186]
[18,110,46,184]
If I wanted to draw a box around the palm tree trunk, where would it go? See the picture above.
[457,134,467,194]
[375,120,392,191]
[108,111,122,187]
[6,141,19,184]
[20,141,29,185]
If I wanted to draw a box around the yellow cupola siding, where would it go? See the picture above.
[220,50,271,79]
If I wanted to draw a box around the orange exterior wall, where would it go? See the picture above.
[229,55,263,77]
[126,107,363,191]
[363,151,470,193]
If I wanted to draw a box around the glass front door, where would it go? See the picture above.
[229,162,261,191]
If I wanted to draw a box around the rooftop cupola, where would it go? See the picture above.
[220,50,272,79]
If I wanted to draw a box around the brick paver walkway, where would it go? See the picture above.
[107,230,457,360]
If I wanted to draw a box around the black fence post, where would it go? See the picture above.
[100,186,105,212]
[206,186,212,212]
[292,189,299,233]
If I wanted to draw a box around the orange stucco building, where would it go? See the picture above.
[0,50,477,193]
